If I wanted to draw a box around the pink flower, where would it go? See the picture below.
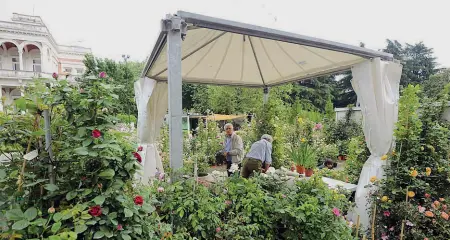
[313,123,323,130]
[332,208,341,217]
[281,194,286,198]
[389,226,394,231]
[117,224,123,231]
[381,233,388,240]
[52,72,58,80]
[137,146,143,151]
[383,211,391,217]
[424,238,429,240]
[157,187,164,193]
[225,200,232,206]
[406,220,414,227]
[98,71,107,78]
[133,152,142,163]
[159,173,165,180]
[215,227,221,233]
[418,206,426,213]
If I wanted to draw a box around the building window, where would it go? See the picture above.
[33,59,41,72]
[76,68,83,74]
[12,58,19,70]
[64,67,72,73]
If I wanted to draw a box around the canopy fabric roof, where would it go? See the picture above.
[143,11,394,87]
[205,114,247,121]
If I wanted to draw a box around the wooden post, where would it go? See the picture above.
[355,215,361,237]
[371,203,377,240]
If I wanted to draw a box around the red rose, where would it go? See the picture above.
[133,152,142,163]
[92,129,101,139]
[117,224,123,231]
[52,72,58,80]
[425,193,431,198]
[99,71,107,79]
[88,205,102,217]
[134,196,144,206]
[137,146,143,151]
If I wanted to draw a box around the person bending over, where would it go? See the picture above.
[241,134,273,178]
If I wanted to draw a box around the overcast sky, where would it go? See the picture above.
[2,0,449,67]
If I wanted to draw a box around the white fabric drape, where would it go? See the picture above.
[134,77,168,184]
[350,58,402,228]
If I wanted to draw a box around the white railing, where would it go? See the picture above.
[0,69,52,79]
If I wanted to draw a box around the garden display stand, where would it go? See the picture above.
[136,10,402,229]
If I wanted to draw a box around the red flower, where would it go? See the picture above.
[133,152,142,163]
[88,205,102,217]
[137,146,143,151]
[134,196,144,206]
[383,211,391,217]
[92,129,101,139]
[216,227,221,233]
[99,71,107,78]
[425,193,431,198]
[52,72,58,80]
[117,224,123,231]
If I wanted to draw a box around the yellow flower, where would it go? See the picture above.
[297,117,303,124]
[370,176,377,183]
[410,170,418,178]
[381,196,389,202]
[388,200,392,203]
[301,138,306,143]
[381,155,388,161]
[425,167,431,176]
[408,191,415,198]
[420,146,424,151]
[392,150,396,156]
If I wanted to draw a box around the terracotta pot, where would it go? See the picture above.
[338,155,347,161]
[296,165,305,174]
[305,168,314,177]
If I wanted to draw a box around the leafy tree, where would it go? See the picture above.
[422,69,450,98]
[383,40,438,86]
[83,54,144,116]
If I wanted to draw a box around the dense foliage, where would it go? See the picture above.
[373,84,450,239]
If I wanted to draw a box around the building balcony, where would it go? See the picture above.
[0,69,52,80]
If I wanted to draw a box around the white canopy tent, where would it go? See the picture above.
[136,11,402,228]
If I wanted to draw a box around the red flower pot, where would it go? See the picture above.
[305,168,314,177]
[296,165,305,174]
[338,155,347,161]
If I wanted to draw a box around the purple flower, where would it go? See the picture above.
[98,71,107,78]
[52,72,58,80]
[159,173,165,180]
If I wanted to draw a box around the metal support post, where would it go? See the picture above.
[162,14,187,174]
[43,109,55,185]
[263,87,270,104]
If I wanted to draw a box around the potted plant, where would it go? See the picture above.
[290,145,305,174]
[299,143,317,177]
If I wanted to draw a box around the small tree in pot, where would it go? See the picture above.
[300,143,318,177]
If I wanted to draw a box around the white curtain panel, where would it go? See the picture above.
[350,58,402,228]
[134,77,168,184]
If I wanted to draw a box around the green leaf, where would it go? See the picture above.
[48,236,61,240]
[66,191,78,201]
[92,144,108,149]
[82,188,93,196]
[98,169,115,179]
[108,144,122,152]
[15,98,27,111]
[53,212,62,222]
[121,234,131,240]
[44,184,59,192]
[86,220,97,225]
[6,209,24,221]
[51,221,62,233]
[124,208,133,218]
[12,219,29,230]
[31,218,47,226]
[82,138,93,147]
[93,195,106,205]
[31,129,45,136]
[88,151,99,157]
[74,147,89,156]
[75,224,88,234]
[111,180,124,190]
[104,229,113,238]
[0,169,5,179]
[93,231,105,239]
[24,207,37,221]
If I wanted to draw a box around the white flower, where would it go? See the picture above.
[266,167,276,174]
[228,163,239,173]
